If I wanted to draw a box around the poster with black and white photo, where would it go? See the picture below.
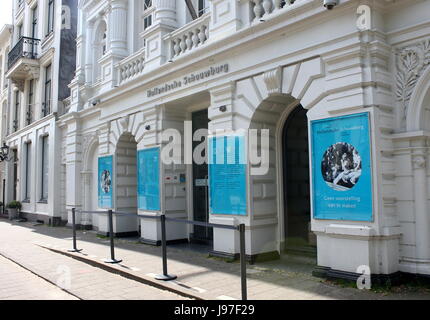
[311,112,373,221]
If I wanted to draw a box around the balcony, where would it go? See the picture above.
[6,37,41,91]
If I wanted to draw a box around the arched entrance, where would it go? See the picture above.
[115,132,139,236]
[282,105,315,254]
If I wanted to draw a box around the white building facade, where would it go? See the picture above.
[4,0,430,282]
[3,0,77,225]
[0,24,13,207]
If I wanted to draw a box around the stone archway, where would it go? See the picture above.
[406,64,430,132]
[208,57,326,258]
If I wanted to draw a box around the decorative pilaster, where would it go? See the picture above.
[85,22,94,85]
[411,143,430,261]
[81,171,93,226]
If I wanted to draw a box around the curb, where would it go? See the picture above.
[37,244,207,300]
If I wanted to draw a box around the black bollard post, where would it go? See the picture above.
[239,223,247,300]
[104,209,122,264]
[68,208,82,253]
[155,214,176,281]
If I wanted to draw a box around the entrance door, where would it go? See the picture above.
[191,109,212,243]
[283,106,315,254]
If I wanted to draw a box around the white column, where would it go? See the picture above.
[154,0,177,26]
[109,0,128,57]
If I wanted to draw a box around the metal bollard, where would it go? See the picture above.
[68,208,82,253]
[104,209,122,264]
[239,223,247,300]
[155,214,177,281]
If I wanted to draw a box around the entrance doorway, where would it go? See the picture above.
[191,109,212,243]
[282,106,315,254]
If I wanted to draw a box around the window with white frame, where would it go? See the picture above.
[198,0,209,16]
[143,0,153,31]
[32,5,38,39]
[102,30,107,55]
[24,141,31,201]
[27,79,34,125]
[13,90,20,132]
[46,0,54,36]
[42,64,51,117]
[40,135,49,201]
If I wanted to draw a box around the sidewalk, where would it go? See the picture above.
[1,218,429,300]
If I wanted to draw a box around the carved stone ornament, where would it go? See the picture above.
[412,155,426,169]
[395,40,430,127]
[12,79,25,91]
[263,66,282,95]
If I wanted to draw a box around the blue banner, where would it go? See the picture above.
[98,155,113,208]
[311,112,373,221]
[137,148,160,211]
[209,136,247,215]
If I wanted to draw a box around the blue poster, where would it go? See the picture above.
[311,112,373,221]
[209,136,247,215]
[98,155,113,208]
[137,148,160,211]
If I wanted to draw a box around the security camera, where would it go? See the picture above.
[91,99,101,106]
[323,0,338,10]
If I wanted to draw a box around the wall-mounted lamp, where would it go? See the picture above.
[0,142,12,162]
[219,105,227,112]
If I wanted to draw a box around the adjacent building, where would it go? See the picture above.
[3,0,430,282]
[0,24,12,207]
[3,0,77,224]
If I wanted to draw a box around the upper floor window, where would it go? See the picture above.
[143,0,153,31]
[47,0,55,36]
[102,31,107,55]
[198,0,208,16]
[17,23,23,42]
[42,64,52,117]
[32,5,39,39]
[13,90,20,132]
[27,79,34,125]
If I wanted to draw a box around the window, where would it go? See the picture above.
[32,5,38,39]
[40,135,49,201]
[27,79,34,125]
[24,142,31,201]
[47,0,54,36]
[144,0,152,10]
[143,15,152,30]
[17,23,23,40]
[42,64,51,117]
[143,0,153,30]
[13,90,20,132]
[102,31,107,55]
[198,0,208,16]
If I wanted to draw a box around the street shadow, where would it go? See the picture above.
[0,217,400,300]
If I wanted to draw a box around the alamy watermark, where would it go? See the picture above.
[56,265,71,290]
[356,265,371,290]
[356,5,371,31]
[159,122,269,176]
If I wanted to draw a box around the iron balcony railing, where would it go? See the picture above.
[7,36,41,70]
